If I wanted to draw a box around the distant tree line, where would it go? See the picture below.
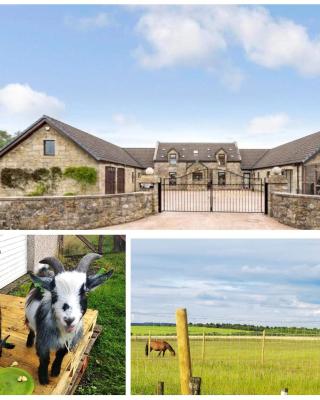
[133,322,320,334]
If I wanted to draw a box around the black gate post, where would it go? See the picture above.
[264,181,268,215]
[158,180,162,213]
[209,181,213,212]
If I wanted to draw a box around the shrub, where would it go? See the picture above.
[63,166,97,192]
[50,166,62,179]
[32,168,50,182]
[28,182,47,196]
[1,168,31,189]
[64,192,76,196]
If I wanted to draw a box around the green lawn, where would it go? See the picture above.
[131,325,251,336]
[10,235,125,395]
[132,337,320,395]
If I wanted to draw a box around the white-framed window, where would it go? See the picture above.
[169,172,177,186]
[169,153,177,165]
[218,171,226,186]
[218,153,226,166]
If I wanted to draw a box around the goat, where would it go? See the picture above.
[25,253,113,385]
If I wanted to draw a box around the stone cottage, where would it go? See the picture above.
[153,142,243,186]
[0,115,145,196]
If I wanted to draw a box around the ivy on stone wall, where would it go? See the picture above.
[63,166,97,189]
[1,166,63,194]
[1,168,30,190]
[1,165,96,195]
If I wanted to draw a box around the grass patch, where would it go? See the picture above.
[132,337,320,395]
[131,325,251,336]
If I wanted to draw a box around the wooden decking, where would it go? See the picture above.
[0,294,99,395]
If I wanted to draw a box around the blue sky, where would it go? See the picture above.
[2,5,320,147]
[132,239,320,327]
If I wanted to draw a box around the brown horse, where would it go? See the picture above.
[145,340,176,357]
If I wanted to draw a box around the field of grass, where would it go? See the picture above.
[131,325,252,336]
[10,235,125,395]
[131,337,320,394]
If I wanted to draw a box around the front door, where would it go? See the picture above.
[105,167,116,194]
[117,168,125,193]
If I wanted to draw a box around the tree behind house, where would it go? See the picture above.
[0,130,15,149]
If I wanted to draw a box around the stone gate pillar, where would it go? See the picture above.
[138,172,161,213]
[266,167,289,216]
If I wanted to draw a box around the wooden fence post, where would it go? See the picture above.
[261,329,266,365]
[157,381,164,395]
[201,330,205,362]
[189,377,201,395]
[148,330,151,358]
[176,308,192,395]
[200,330,206,376]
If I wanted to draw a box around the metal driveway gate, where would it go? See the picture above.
[160,169,266,213]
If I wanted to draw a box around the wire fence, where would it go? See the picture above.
[131,316,320,395]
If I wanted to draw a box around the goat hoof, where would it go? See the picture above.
[39,375,49,385]
[51,367,60,377]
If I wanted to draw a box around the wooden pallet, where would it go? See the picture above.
[0,294,100,395]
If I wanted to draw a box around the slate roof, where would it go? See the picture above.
[0,115,142,168]
[252,131,320,169]
[155,142,241,162]
[239,149,269,170]
[3,116,320,171]
[124,148,155,169]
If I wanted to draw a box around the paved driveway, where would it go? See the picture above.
[103,212,294,230]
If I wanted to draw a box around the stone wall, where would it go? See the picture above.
[266,174,288,216]
[0,191,157,229]
[271,192,320,229]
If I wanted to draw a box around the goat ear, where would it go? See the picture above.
[86,269,113,292]
[28,272,55,292]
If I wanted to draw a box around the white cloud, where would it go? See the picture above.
[248,113,290,135]
[0,83,65,133]
[134,7,226,69]
[65,13,110,30]
[134,6,320,77]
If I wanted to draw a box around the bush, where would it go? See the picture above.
[28,182,47,196]
[64,192,76,196]
[32,168,50,182]
[1,168,31,189]
[63,166,97,191]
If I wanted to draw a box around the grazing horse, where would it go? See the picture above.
[145,340,176,357]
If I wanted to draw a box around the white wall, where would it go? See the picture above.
[0,235,27,289]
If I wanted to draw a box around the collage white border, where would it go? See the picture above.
[1,0,320,397]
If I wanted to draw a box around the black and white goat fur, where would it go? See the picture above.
[25,253,113,385]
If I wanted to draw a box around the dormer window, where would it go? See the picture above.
[169,153,177,165]
[193,150,199,156]
[218,153,226,166]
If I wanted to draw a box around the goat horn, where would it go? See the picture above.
[77,253,102,273]
[39,257,65,274]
